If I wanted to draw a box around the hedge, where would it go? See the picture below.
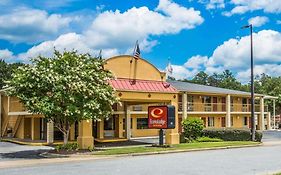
[202,128,262,142]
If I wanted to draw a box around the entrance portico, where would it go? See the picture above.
[77,55,180,148]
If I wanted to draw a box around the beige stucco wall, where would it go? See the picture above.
[104,55,165,81]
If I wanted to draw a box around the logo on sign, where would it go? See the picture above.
[150,108,163,118]
[148,106,168,129]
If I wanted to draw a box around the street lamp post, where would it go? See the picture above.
[241,24,255,141]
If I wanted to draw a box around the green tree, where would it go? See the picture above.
[0,60,9,89]
[8,50,118,145]
[216,70,242,90]
[0,60,24,89]
[254,74,281,114]
[167,76,176,81]
[190,71,209,85]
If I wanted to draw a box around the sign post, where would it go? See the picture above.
[148,105,175,146]
[159,129,164,146]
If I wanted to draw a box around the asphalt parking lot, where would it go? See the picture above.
[0,141,53,161]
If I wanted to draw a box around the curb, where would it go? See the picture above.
[95,143,262,157]
[1,139,76,146]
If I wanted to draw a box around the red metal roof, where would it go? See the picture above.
[109,78,177,93]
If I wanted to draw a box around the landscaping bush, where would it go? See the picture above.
[55,143,79,152]
[182,118,204,142]
[196,136,223,142]
[179,133,186,143]
[202,128,263,142]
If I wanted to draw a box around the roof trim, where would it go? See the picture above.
[168,80,277,98]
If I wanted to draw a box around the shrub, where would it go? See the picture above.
[179,133,186,143]
[55,143,79,152]
[202,128,262,142]
[182,118,204,142]
[196,136,223,142]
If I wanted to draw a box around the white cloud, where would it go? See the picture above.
[0,49,14,60]
[223,5,249,16]
[237,64,281,83]
[225,0,281,16]
[277,20,281,24]
[197,0,225,10]
[248,16,269,27]
[169,65,198,80]
[211,30,281,70]
[184,55,208,69]
[0,7,72,43]
[84,0,203,50]
[171,30,281,82]
[169,55,208,79]
[18,33,119,62]
[13,0,203,62]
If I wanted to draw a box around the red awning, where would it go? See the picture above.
[109,78,177,93]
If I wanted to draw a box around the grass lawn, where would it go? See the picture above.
[93,141,260,155]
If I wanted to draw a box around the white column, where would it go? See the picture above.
[260,97,265,131]
[226,94,231,127]
[182,93,187,120]
[47,121,54,144]
[267,112,271,130]
[125,103,131,139]
[273,99,276,129]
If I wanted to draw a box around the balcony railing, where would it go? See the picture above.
[231,104,268,112]
[178,102,226,112]
[178,102,268,113]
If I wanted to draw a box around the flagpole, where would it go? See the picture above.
[130,40,138,63]
[98,49,102,59]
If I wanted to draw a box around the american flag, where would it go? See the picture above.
[133,42,141,60]
[167,61,173,74]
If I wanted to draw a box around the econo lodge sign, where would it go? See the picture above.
[148,106,168,129]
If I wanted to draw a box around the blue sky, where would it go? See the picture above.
[0,0,280,82]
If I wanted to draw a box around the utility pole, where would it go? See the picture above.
[241,24,255,141]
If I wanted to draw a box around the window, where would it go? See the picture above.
[178,94,182,103]
[137,118,148,129]
[104,117,115,130]
[133,105,142,111]
[231,117,234,126]
[242,98,247,104]
[203,96,212,111]
[221,117,226,127]
[244,117,248,126]
[187,96,194,111]
[202,96,211,103]
[208,117,215,127]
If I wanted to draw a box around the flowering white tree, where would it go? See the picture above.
[8,50,118,145]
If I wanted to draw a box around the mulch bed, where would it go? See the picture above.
[94,140,151,148]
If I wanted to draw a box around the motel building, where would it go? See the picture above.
[0,55,277,148]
